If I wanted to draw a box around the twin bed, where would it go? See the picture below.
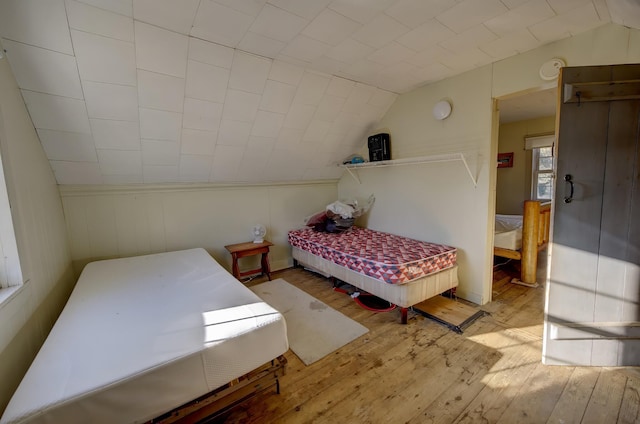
[289,226,459,324]
[1,249,288,424]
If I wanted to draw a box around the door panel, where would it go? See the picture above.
[543,64,640,366]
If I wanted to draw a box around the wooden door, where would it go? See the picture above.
[543,64,640,366]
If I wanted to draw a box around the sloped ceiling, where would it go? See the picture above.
[0,0,629,185]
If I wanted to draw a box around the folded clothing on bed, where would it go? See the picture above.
[288,227,456,284]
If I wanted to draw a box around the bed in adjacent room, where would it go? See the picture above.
[493,200,551,286]
[288,226,459,324]
[0,248,288,424]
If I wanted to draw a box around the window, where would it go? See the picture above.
[532,146,554,201]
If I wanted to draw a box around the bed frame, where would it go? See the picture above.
[494,200,551,286]
[292,246,459,324]
[148,356,287,424]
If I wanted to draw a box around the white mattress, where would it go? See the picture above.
[1,248,288,424]
[494,214,523,250]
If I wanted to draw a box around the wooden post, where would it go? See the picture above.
[521,200,540,285]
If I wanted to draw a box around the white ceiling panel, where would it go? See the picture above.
[90,119,140,150]
[236,145,270,181]
[367,42,414,65]
[238,32,287,58]
[188,38,234,69]
[141,139,179,165]
[282,104,316,130]
[315,95,346,121]
[182,98,223,132]
[135,22,188,78]
[302,9,361,46]
[439,25,498,54]
[71,30,136,86]
[352,14,410,49]
[0,0,631,185]
[139,108,183,141]
[179,154,213,181]
[83,81,138,121]
[279,35,332,63]
[132,0,199,35]
[251,110,285,138]
[3,40,83,99]
[260,80,297,114]
[191,1,255,47]
[396,19,456,52]
[249,4,309,43]
[21,90,91,133]
[222,90,261,122]
[137,70,185,113]
[143,165,179,183]
[268,60,305,86]
[214,0,268,17]
[0,0,73,54]
[328,0,397,25]
[293,72,331,106]
[210,145,244,181]
[102,174,143,184]
[185,60,229,103]
[37,129,98,162]
[326,38,375,63]
[97,149,142,175]
[181,128,217,155]
[217,119,252,146]
[485,0,556,36]
[66,0,134,42]
[385,0,458,29]
[436,0,508,33]
[481,29,540,58]
[228,52,272,94]
[75,0,133,17]
[50,161,103,184]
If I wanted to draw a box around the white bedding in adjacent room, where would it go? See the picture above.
[494,214,523,251]
[0,248,288,424]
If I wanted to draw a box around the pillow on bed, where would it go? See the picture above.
[305,210,328,227]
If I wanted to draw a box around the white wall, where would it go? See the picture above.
[60,182,337,274]
[339,66,495,304]
[0,41,74,413]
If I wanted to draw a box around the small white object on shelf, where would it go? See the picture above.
[252,224,266,243]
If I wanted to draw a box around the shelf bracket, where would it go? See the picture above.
[343,165,361,184]
[458,153,478,187]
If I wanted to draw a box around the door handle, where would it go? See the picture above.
[564,174,574,203]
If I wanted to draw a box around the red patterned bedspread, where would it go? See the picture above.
[288,227,457,285]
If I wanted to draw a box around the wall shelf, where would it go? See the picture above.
[339,153,477,186]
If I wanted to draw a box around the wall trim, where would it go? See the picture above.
[59,179,339,197]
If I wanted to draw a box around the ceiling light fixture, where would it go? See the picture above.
[432,100,452,120]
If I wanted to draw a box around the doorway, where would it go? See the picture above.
[493,87,557,288]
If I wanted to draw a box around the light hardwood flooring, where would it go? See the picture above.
[223,264,640,424]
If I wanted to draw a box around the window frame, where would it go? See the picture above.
[531,145,554,201]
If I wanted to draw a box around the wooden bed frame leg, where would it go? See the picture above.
[400,307,408,324]
[521,200,540,286]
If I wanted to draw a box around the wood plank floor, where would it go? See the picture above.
[221,264,640,424]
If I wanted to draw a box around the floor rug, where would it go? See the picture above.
[250,278,369,366]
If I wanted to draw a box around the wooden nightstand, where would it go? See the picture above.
[224,240,274,281]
